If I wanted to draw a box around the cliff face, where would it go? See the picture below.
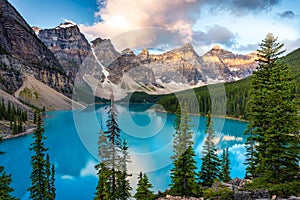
[37,22,92,80]
[201,45,257,82]
[91,38,120,67]
[0,0,72,97]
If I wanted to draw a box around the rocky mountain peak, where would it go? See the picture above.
[121,48,135,56]
[139,48,149,56]
[56,21,76,29]
[168,43,200,62]
[37,22,91,79]
[205,45,233,57]
[91,37,107,46]
[171,43,194,53]
[212,45,221,50]
[32,26,42,35]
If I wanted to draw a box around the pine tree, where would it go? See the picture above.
[0,138,17,200]
[134,172,155,200]
[33,111,37,124]
[97,127,111,166]
[94,122,111,199]
[45,154,55,200]
[28,115,50,200]
[198,112,220,187]
[170,103,197,197]
[244,127,256,177]
[94,163,111,200]
[45,154,51,200]
[170,146,198,197]
[172,104,194,161]
[104,93,122,198]
[116,140,131,200]
[50,164,56,200]
[95,95,132,200]
[245,33,300,184]
[220,148,231,182]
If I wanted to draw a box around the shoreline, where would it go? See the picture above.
[152,107,248,122]
[2,128,36,140]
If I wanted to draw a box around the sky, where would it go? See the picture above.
[8,0,300,54]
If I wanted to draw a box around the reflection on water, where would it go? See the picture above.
[0,104,247,200]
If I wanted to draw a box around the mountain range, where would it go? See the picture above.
[0,0,261,109]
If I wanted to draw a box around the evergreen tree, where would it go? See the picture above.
[95,95,132,200]
[170,146,197,197]
[45,154,55,200]
[97,127,111,166]
[104,93,122,198]
[45,154,51,199]
[116,140,131,200]
[172,104,194,161]
[134,172,155,200]
[28,115,48,199]
[245,33,300,184]
[198,112,220,187]
[28,115,55,200]
[95,119,113,200]
[0,166,17,200]
[94,163,111,200]
[0,138,17,200]
[170,103,197,197]
[220,148,231,182]
[33,111,37,124]
[50,164,56,200]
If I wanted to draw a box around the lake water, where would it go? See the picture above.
[0,104,247,200]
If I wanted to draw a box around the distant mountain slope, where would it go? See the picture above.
[78,42,258,101]
[0,0,72,99]
[128,48,300,118]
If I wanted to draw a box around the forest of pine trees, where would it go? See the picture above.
[0,99,28,135]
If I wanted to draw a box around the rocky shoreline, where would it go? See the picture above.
[1,127,35,140]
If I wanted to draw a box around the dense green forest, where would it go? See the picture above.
[126,48,300,119]
[0,99,28,135]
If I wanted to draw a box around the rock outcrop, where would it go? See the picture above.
[37,22,92,80]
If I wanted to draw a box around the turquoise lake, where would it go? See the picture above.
[0,104,247,200]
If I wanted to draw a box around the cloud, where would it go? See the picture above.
[78,0,282,49]
[80,160,97,177]
[193,25,238,48]
[209,0,281,15]
[281,38,300,54]
[79,0,202,41]
[232,44,259,53]
[278,10,295,19]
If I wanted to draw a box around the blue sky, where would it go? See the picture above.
[8,0,300,54]
[9,0,98,27]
